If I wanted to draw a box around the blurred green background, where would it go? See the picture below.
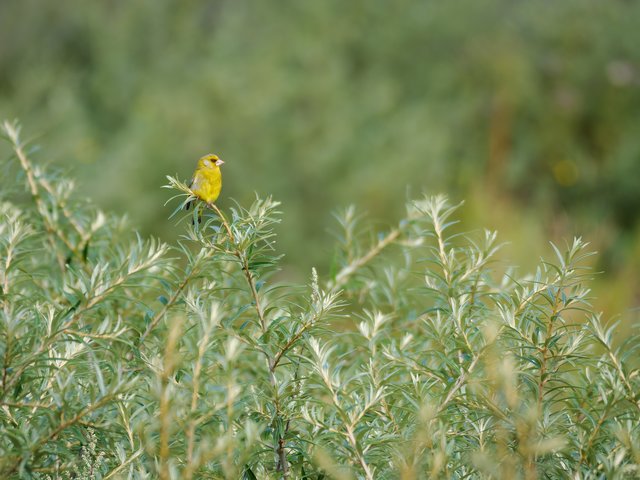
[1,0,639,319]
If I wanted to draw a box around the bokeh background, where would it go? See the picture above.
[1,0,639,322]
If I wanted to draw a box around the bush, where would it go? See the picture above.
[1,121,638,478]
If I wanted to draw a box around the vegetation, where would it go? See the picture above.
[1,122,638,478]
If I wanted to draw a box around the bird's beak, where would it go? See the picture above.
[215,159,224,166]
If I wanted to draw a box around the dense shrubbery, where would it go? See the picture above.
[1,123,638,479]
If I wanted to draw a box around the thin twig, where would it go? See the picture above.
[140,272,194,343]
[3,122,96,274]
[4,123,68,271]
[328,228,401,291]
[207,201,285,472]
[208,203,235,244]
[184,324,212,479]
[158,320,181,480]
[208,203,269,355]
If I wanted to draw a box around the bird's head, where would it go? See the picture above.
[199,153,224,169]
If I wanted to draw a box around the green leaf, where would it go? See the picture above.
[242,467,258,480]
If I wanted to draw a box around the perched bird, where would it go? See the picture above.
[186,153,224,217]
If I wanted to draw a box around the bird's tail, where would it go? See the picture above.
[186,179,195,211]
[186,201,202,225]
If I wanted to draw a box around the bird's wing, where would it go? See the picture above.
[190,174,203,192]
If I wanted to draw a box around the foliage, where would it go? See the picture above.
[1,122,638,478]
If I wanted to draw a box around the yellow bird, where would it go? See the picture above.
[186,153,224,215]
